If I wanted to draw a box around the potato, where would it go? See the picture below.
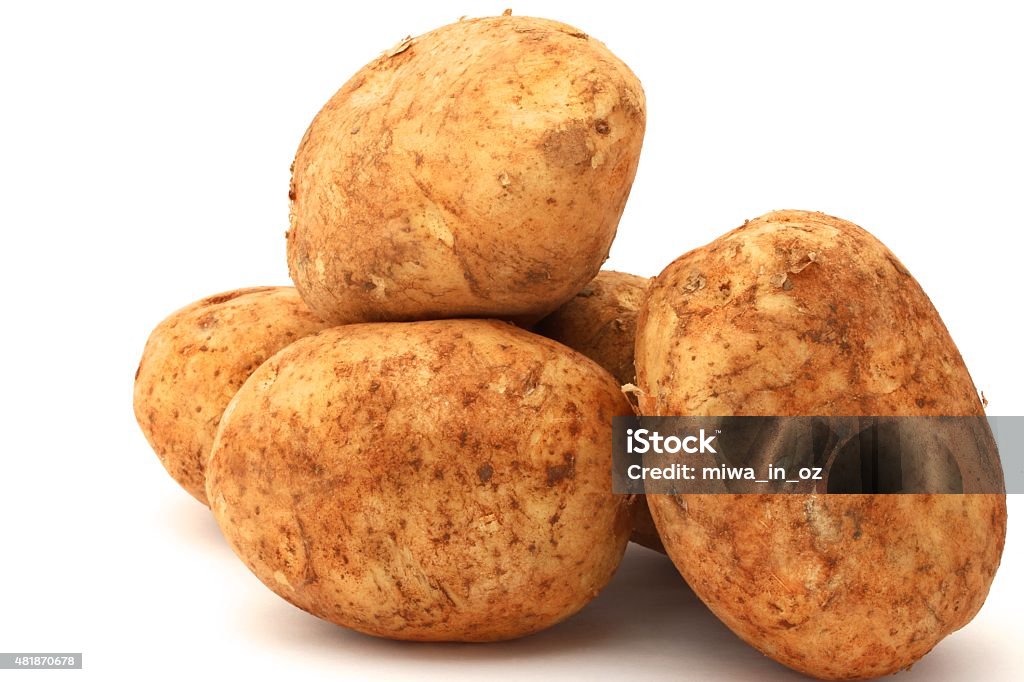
[635,210,1007,679]
[133,287,332,504]
[534,270,664,553]
[287,14,645,324]
[535,270,648,387]
[206,319,634,641]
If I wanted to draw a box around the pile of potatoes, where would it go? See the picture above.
[133,12,1006,680]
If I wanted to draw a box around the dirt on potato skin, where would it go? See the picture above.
[132,286,332,505]
[287,15,646,325]
[207,319,635,642]
[635,210,1007,680]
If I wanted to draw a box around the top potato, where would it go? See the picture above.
[287,14,645,324]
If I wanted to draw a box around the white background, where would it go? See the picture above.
[1,1,1022,680]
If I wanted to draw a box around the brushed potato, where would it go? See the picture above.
[635,210,1007,679]
[287,14,645,324]
[133,287,333,504]
[535,270,664,553]
[206,319,634,641]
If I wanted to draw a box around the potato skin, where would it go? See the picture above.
[534,270,664,553]
[287,15,645,324]
[133,287,332,505]
[635,210,1006,679]
[206,319,634,641]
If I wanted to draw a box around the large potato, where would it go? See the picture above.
[287,14,645,324]
[206,319,634,641]
[133,287,332,504]
[635,210,1006,679]
[535,270,664,553]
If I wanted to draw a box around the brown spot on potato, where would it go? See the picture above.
[546,452,576,486]
[540,124,592,169]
